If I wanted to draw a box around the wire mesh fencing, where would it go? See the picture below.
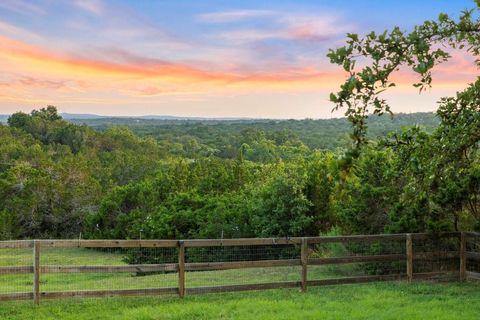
[411,233,460,278]
[307,235,406,283]
[0,232,476,304]
[0,241,33,299]
[185,243,302,293]
[40,246,178,294]
[466,232,480,275]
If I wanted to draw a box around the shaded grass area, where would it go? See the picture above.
[1,281,480,319]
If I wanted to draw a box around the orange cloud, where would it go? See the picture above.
[0,32,477,113]
[0,35,342,88]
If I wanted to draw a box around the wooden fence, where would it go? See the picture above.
[0,232,479,304]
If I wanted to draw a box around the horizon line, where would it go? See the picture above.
[0,110,437,122]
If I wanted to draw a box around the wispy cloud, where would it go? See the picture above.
[207,11,352,45]
[1,71,89,91]
[0,0,45,16]
[4,29,473,101]
[282,15,350,43]
[65,1,192,52]
[0,34,342,91]
[0,20,41,41]
[1,1,476,118]
[215,29,282,43]
[198,10,275,23]
[73,0,104,16]
[19,77,68,89]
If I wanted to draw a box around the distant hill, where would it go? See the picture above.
[0,111,437,124]
[0,113,258,123]
[63,112,439,150]
[1,112,439,151]
[62,113,258,121]
[60,113,107,120]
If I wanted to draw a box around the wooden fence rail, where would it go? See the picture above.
[0,232,478,304]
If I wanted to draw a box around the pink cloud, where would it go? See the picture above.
[0,34,342,90]
[209,12,352,45]
[18,77,68,89]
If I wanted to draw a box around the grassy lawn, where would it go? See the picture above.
[0,281,479,319]
[1,248,371,293]
[1,247,477,319]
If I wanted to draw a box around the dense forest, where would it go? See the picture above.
[67,112,439,153]
[0,106,477,241]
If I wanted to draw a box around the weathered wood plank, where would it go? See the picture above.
[0,232,464,249]
[186,281,300,294]
[33,240,40,305]
[410,232,461,240]
[40,264,178,273]
[0,292,33,301]
[301,238,308,292]
[460,232,466,281]
[40,288,178,299]
[413,251,459,260]
[307,274,406,286]
[185,259,301,272]
[306,234,406,244]
[0,240,33,249]
[464,231,480,238]
[178,241,185,298]
[308,254,406,265]
[466,271,480,280]
[407,234,413,282]
[0,266,33,274]
[466,252,480,260]
[183,238,301,247]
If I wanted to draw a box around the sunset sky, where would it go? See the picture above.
[0,0,478,118]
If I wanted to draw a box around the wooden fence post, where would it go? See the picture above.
[33,240,40,304]
[178,240,185,298]
[301,237,308,292]
[460,232,466,281]
[406,234,413,283]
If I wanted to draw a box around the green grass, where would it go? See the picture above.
[2,248,477,319]
[0,248,125,266]
[1,248,368,293]
[0,282,479,319]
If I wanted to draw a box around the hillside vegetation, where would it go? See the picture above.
[0,106,477,242]
[68,112,439,152]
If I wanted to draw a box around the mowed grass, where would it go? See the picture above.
[2,247,478,319]
[0,282,479,319]
[0,247,364,293]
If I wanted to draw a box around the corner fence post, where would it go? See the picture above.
[301,237,308,292]
[33,240,41,305]
[178,240,185,298]
[406,234,413,283]
[460,232,466,281]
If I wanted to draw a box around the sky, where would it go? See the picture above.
[0,0,478,118]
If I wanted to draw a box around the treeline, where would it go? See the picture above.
[68,112,439,154]
[0,106,478,241]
